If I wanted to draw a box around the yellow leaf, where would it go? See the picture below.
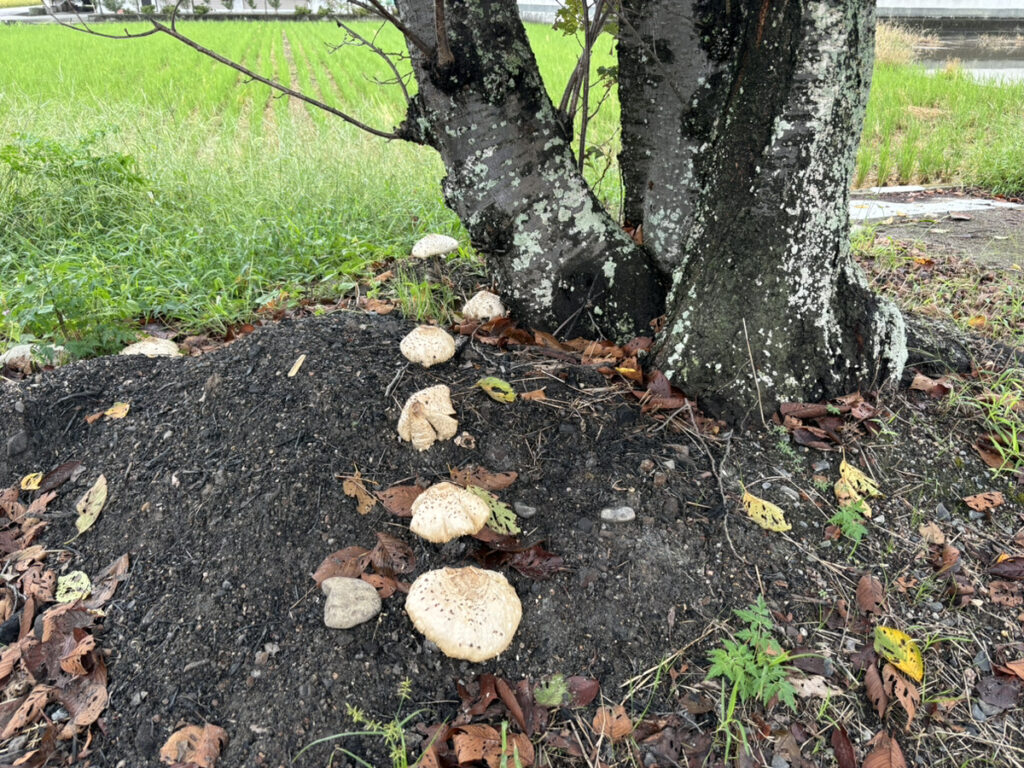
[20,472,43,491]
[834,478,871,517]
[840,459,881,498]
[874,626,924,682]
[967,315,987,328]
[56,570,93,603]
[475,377,517,403]
[742,492,791,532]
[104,402,130,419]
[71,475,107,540]
[342,470,376,515]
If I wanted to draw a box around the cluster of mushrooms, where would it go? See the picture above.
[379,239,518,662]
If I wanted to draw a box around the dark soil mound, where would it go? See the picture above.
[1,312,1021,767]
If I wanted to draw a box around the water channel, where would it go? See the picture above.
[892,18,1024,81]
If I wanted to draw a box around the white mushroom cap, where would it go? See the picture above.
[397,385,459,451]
[400,325,456,368]
[461,291,506,322]
[409,482,490,542]
[411,234,459,259]
[405,566,522,662]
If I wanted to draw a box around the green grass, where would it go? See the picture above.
[1,21,1023,356]
[857,62,1024,193]
[0,0,40,7]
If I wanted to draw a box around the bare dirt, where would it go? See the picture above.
[1,306,1023,767]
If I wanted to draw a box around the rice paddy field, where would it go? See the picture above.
[1,20,1022,353]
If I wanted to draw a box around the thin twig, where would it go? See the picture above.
[742,318,767,427]
[348,0,433,59]
[334,20,412,103]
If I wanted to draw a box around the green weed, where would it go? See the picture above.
[293,678,429,768]
[707,596,798,760]
[829,499,870,554]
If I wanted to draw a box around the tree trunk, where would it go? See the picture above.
[620,2,906,422]
[397,0,906,422]
[396,0,666,340]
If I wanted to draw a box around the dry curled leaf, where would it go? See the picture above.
[159,723,228,767]
[103,402,130,419]
[857,573,885,618]
[989,580,1024,607]
[342,471,376,515]
[882,664,920,725]
[369,532,416,577]
[450,466,518,491]
[862,731,907,768]
[71,475,107,540]
[313,547,370,586]
[865,664,889,718]
[988,556,1024,581]
[376,485,423,518]
[451,723,534,768]
[918,522,944,545]
[592,705,633,741]
[964,491,1004,513]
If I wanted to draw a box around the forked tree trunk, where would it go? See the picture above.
[396,0,666,339]
[397,0,907,422]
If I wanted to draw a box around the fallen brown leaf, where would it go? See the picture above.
[963,491,1005,513]
[989,556,1024,581]
[313,547,370,586]
[592,705,633,741]
[831,726,857,768]
[990,580,1024,607]
[376,485,423,518]
[449,466,518,491]
[862,731,907,768]
[342,471,376,515]
[882,664,919,725]
[865,664,889,718]
[918,522,945,545]
[857,573,885,618]
[369,532,415,577]
[159,723,228,768]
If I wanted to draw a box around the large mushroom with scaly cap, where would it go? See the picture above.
[405,566,522,662]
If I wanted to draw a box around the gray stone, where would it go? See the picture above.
[513,502,537,519]
[6,431,28,457]
[322,577,382,629]
[974,650,992,673]
[935,502,952,521]
[600,506,636,523]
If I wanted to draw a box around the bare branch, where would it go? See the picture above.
[146,20,405,140]
[335,19,412,103]
[433,0,454,68]
[576,0,593,172]
[348,0,434,59]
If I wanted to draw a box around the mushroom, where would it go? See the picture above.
[399,325,456,368]
[397,385,458,451]
[461,291,506,322]
[409,482,490,542]
[411,233,459,259]
[405,566,522,662]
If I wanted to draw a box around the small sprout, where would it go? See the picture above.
[399,325,456,368]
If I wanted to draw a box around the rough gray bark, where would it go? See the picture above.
[396,0,665,339]
[395,0,907,422]
[640,2,906,422]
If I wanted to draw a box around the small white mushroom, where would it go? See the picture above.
[405,566,522,662]
[321,576,382,629]
[409,482,490,542]
[461,291,506,322]
[411,234,459,259]
[399,325,456,368]
[120,337,183,358]
[397,385,458,451]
